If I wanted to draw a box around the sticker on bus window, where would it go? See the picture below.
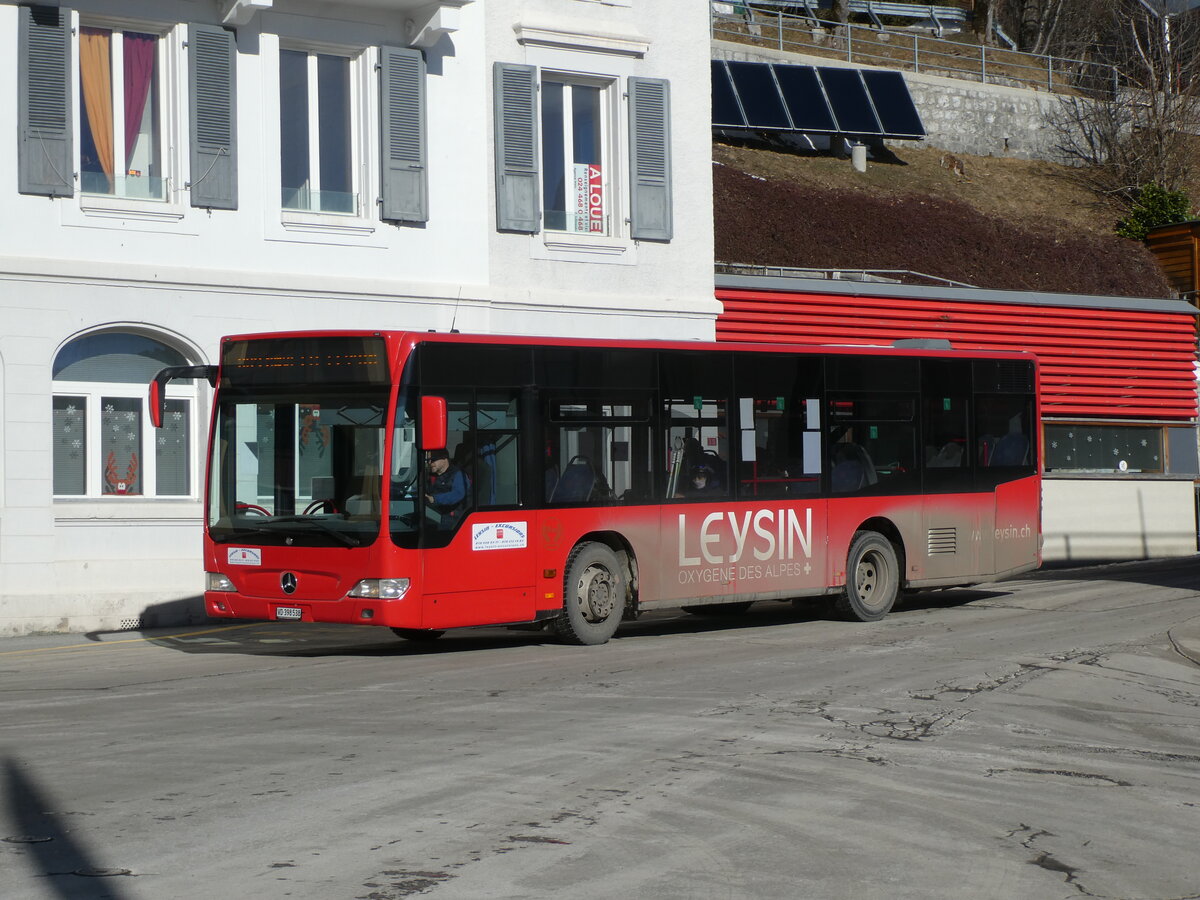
[227,547,262,566]
[472,522,528,552]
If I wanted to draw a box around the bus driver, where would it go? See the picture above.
[425,448,470,528]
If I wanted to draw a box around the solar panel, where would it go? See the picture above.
[773,64,838,134]
[726,61,791,129]
[816,67,882,136]
[861,70,926,139]
[711,61,747,128]
[710,59,925,142]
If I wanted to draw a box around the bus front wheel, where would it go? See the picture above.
[835,531,899,622]
[555,542,626,645]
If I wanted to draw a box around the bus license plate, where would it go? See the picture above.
[276,606,303,621]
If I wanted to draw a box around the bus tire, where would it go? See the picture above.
[681,602,753,616]
[554,542,626,645]
[835,531,899,622]
[391,628,445,642]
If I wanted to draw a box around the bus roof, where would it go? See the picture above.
[219,330,1038,361]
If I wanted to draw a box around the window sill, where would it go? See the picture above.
[53,497,203,524]
[1043,472,1190,480]
[63,194,188,230]
[533,231,637,265]
[268,210,385,247]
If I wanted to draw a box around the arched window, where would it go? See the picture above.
[52,332,199,498]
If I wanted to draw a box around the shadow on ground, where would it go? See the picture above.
[1024,554,1200,592]
[91,585,1016,660]
[2,757,133,899]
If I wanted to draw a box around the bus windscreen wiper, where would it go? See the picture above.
[266,516,363,547]
[212,518,361,547]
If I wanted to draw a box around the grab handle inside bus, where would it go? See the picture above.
[149,365,218,428]
[421,395,447,450]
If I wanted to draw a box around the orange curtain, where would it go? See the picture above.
[79,28,114,192]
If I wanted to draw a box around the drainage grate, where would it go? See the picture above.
[119,617,147,631]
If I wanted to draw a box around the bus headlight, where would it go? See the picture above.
[207,572,235,592]
[349,578,410,600]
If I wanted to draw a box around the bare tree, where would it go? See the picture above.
[973,1,997,43]
[1051,1,1200,203]
[986,0,1110,54]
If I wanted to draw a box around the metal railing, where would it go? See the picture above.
[711,2,1119,96]
[715,261,977,288]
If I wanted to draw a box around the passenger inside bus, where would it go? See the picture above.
[686,463,718,495]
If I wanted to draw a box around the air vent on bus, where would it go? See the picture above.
[974,360,1034,393]
[927,527,958,556]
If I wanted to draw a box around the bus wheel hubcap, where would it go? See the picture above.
[857,557,878,599]
[578,566,615,621]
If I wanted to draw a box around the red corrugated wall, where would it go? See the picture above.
[716,289,1198,420]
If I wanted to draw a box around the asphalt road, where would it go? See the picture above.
[3,558,1200,900]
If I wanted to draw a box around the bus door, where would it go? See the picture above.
[409,390,538,627]
[921,368,981,581]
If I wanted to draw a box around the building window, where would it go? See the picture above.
[52,333,198,498]
[280,48,358,214]
[494,63,671,240]
[1044,424,1164,474]
[78,24,166,201]
[541,77,611,235]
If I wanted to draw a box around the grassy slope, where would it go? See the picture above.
[713,141,1173,298]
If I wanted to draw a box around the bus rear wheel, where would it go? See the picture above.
[391,628,445,642]
[835,531,899,622]
[554,542,626,645]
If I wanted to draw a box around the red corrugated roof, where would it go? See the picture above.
[716,288,1198,420]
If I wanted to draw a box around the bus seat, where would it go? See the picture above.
[551,456,596,503]
[990,432,1029,466]
[831,443,875,492]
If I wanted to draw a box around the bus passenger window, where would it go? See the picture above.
[827,396,918,495]
[977,397,1033,468]
[665,409,729,500]
[735,396,821,499]
[544,394,652,506]
[920,360,974,493]
[475,393,520,507]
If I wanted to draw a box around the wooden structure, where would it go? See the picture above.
[1146,221,1200,305]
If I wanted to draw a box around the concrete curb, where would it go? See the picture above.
[1168,617,1200,666]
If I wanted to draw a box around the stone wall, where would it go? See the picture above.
[712,40,1068,161]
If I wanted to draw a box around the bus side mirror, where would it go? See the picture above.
[421,396,447,450]
[149,365,218,428]
[149,378,166,429]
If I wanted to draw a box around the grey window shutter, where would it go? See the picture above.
[493,62,539,234]
[188,23,237,210]
[379,47,427,223]
[628,77,673,242]
[18,5,73,197]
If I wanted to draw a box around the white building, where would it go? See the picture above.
[0,0,718,635]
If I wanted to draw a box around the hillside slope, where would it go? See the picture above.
[713,141,1172,298]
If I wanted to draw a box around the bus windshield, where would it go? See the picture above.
[207,337,391,548]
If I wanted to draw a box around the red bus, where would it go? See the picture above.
[151,331,1040,645]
